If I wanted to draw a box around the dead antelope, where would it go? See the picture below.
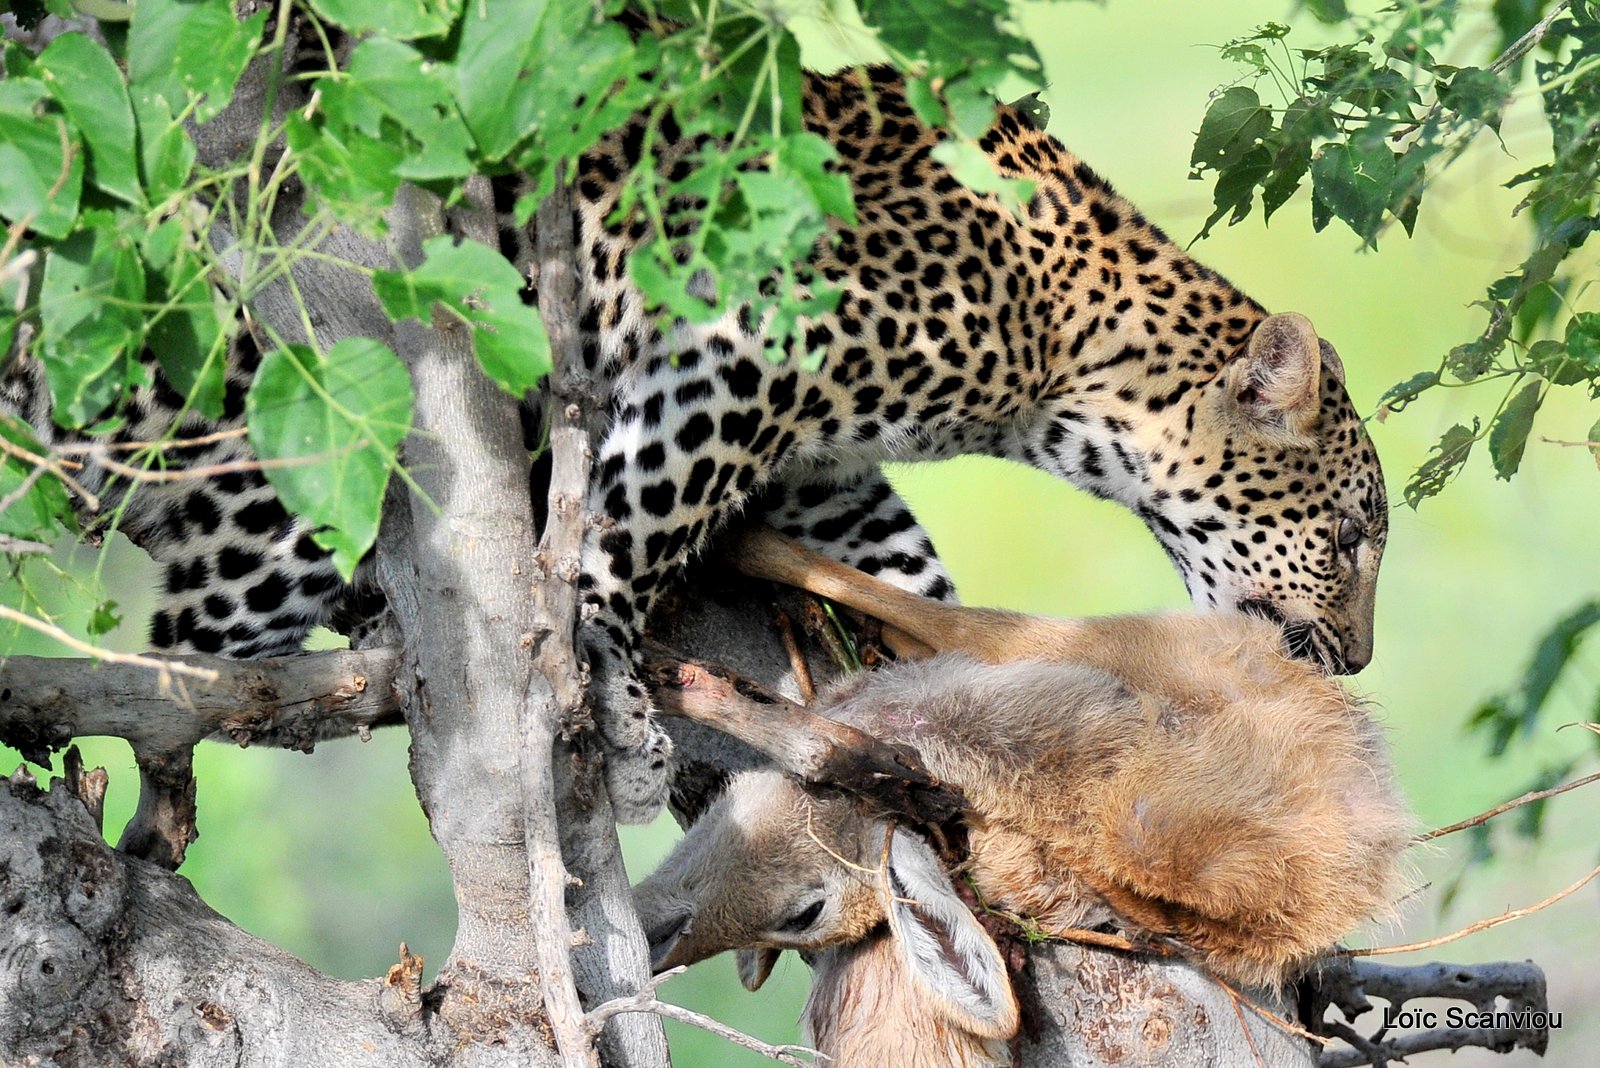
[633,528,1413,1063]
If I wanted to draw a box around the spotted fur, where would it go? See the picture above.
[570,68,1386,820]
[1,68,1387,827]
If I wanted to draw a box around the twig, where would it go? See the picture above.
[774,608,816,704]
[0,433,100,511]
[1343,862,1600,957]
[82,443,335,484]
[1416,768,1600,842]
[1390,0,1572,141]
[1213,973,1331,1048]
[52,426,250,454]
[1226,986,1270,1068]
[1489,0,1572,74]
[0,604,219,683]
[584,967,824,1066]
[0,534,49,555]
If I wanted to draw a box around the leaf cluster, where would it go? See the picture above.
[1192,2,1600,507]
[0,0,1048,615]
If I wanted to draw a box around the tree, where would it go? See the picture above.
[0,1,1590,1065]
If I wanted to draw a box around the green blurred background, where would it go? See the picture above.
[4,2,1598,1064]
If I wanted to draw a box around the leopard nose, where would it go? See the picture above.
[1339,632,1371,674]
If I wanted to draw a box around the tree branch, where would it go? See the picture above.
[584,968,823,1067]
[1307,958,1550,1066]
[642,642,966,829]
[534,179,670,1068]
[0,648,400,762]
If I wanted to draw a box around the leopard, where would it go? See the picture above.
[0,66,1387,829]
[568,66,1387,822]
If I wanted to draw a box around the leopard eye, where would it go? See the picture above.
[778,899,825,933]
[1337,517,1364,552]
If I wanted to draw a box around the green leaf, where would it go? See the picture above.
[37,33,141,207]
[1488,379,1543,479]
[146,238,230,420]
[861,0,1043,84]
[1303,0,1349,22]
[284,113,405,233]
[774,133,856,224]
[372,236,551,396]
[1198,144,1272,239]
[128,0,266,125]
[130,89,196,204]
[87,600,122,637]
[318,37,474,182]
[930,138,1035,216]
[1553,312,1600,388]
[1375,369,1439,414]
[1471,601,1600,752]
[1404,420,1478,507]
[1588,416,1600,472]
[38,223,146,428]
[454,0,652,165]
[1310,140,1396,246]
[0,79,84,239]
[1439,66,1510,129]
[1191,86,1272,173]
[246,339,413,579]
[306,0,460,42]
[0,414,73,542]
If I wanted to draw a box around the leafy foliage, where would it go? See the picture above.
[246,339,414,579]
[0,0,1061,656]
[1194,2,1599,509]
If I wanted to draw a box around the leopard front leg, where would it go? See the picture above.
[578,347,805,822]
[756,466,958,603]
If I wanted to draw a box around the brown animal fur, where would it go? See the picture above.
[803,932,1011,1068]
[634,529,1413,1062]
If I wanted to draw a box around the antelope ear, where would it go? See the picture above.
[1234,312,1324,438]
[882,829,1019,1041]
[736,948,780,992]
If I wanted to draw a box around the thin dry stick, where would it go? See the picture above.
[83,444,337,484]
[774,608,816,704]
[0,434,100,511]
[584,967,824,1066]
[53,426,250,455]
[1210,972,1330,1048]
[1226,988,1270,1068]
[0,604,220,684]
[0,535,49,555]
[1416,769,1600,842]
[1390,0,1572,141]
[1343,862,1600,958]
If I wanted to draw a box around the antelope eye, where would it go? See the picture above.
[778,900,824,933]
[1337,517,1364,551]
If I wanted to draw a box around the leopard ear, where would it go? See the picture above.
[1234,312,1323,439]
[1319,338,1347,386]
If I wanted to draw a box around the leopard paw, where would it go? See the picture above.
[603,718,674,824]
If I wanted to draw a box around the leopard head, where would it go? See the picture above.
[1138,313,1386,674]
